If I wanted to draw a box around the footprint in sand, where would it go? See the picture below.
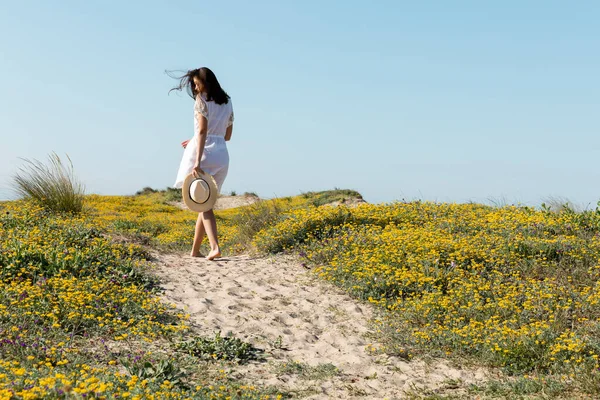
[227,304,246,312]
[272,314,289,327]
[226,287,253,299]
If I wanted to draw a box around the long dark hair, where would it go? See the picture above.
[167,67,230,104]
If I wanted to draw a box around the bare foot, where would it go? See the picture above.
[190,251,204,258]
[206,248,221,261]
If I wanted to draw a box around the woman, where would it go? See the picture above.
[171,67,234,260]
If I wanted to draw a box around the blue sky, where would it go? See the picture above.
[1,1,599,206]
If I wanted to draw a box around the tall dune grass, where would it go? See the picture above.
[12,152,85,213]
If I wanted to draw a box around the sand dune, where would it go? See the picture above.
[151,252,491,399]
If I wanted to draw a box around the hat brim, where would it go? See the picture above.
[182,172,219,213]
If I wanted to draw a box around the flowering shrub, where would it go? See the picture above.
[8,188,600,396]
[0,200,278,399]
[255,201,600,383]
[83,192,313,254]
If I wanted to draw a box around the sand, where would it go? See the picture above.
[169,193,367,212]
[168,194,260,211]
[150,251,492,399]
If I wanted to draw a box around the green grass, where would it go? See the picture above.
[229,200,285,252]
[300,188,363,207]
[405,375,592,399]
[274,360,340,381]
[142,187,183,203]
[11,152,85,214]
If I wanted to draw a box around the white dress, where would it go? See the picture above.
[174,94,234,192]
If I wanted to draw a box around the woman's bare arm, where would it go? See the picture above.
[225,124,233,141]
[195,114,208,168]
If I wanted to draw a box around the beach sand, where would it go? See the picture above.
[150,251,491,399]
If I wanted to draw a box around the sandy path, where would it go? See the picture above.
[151,252,489,399]
[168,194,260,211]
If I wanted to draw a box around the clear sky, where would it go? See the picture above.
[1,1,599,207]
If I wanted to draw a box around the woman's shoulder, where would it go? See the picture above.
[199,94,232,109]
[194,94,208,117]
[215,98,233,108]
[195,93,208,105]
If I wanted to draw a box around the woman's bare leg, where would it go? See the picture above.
[201,209,221,260]
[190,213,206,257]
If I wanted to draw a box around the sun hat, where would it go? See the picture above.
[182,172,218,212]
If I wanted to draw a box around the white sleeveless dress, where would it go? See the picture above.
[173,94,234,192]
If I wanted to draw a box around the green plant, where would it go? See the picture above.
[254,205,353,254]
[12,152,85,213]
[464,376,572,399]
[136,187,158,196]
[301,189,363,207]
[269,335,284,350]
[111,219,169,247]
[230,200,285,251]
[175,331,263,364]
[122,358,188,388]
[163,187,183,202]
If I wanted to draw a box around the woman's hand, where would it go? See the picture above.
[181,139,190,148]
[192,163,205,178]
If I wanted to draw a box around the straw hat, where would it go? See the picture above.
[182,172,218,212]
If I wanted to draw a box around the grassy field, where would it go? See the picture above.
[2,189,600,398]
[254,199,600,398]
